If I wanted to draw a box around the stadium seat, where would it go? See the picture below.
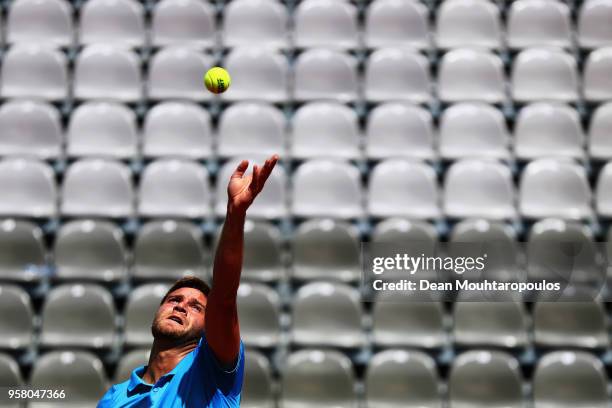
[583,47,612,102]
[0,219,46,282]
[281,349,357,408]
[372,291,446,348]
[439,103,510,160]
[436,0,501,49]
[438,49,505,103]
[533,301,608,348]
[7,0,73,47]
[292,219,360,282]
[30,351,108,407]
[54,220,127,282]
[143,101,212,159]
[291,102,360,159]
[114,349,150,383]
[291,282,365,348]
[0,353,23,389]
[589,102,612,160]
[364,48,431,103]
[223,47,289,102]
[368,159,441,219]
[239,220,284,282]
[533,351,608,408]
[527,218,602,286]
[40,284,116,348]
[443,160,516,220]
[453,299,528,348]
[61,159,134,218]
[519,159,592,219]
[223,0,288,49]
[515,103,584,160]
[366,102,434,160]
[242,350,275,408]
[125,283,170,346]
[133,220,207,280]
[79,0,145,47]
[293,48,358,102]
[0,100,62,159]
[507,0,571,49]
[236,283,280,348]
[148,47,213,101]
[294,0,358,49]
[292,160,363,219]
[365,350,442,408]
[138,159,211,218]
[449,351,524,408]
[364,0,430,50]
[596,162,612,217]
[218,102,285,158]
[0,285,33,350]
[578,0,612,49]
[0,158,57,218]
[67,102,138,159]
[0,44,68,100]
[512,48,579,103]
[151,0,216,48]
[214,157,287,219]
[74,45,141,102]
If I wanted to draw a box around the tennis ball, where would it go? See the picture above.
[204,67,231,94]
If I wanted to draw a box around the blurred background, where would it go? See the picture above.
[0,0,612,406]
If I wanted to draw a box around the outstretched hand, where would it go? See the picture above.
[228,154,279,212]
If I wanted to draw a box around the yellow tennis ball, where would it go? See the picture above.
[204,67,231,94]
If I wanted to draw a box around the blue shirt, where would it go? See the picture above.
[97,337,244,407]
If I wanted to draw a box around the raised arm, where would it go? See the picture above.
[205,155,278,366]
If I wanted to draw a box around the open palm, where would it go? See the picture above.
[228,155,279,212]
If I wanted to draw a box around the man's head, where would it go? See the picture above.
[151,277,211,344]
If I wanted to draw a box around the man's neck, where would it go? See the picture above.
[142,338,199,385]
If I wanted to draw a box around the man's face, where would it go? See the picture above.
[151,287,207,343]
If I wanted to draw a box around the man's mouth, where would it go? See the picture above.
[167,315,184,325]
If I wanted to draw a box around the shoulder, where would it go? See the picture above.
[97,379,130,407]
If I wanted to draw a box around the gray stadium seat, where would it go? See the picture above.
[0,158,57,218]
[368,159,441,219]
[237,283,280,348]
[143,101,213,159]
[242,349,275,408]
[218,102,285,158]
[0,44,68,101]
[596,162,612,217]
[584,47,612,102]
[114,348,150,383]
[292,160,363,219]
[133,220,207,280]
[533,351,609,408]
[294,0,358,49]
[291,282,365,348]
[240,220,284,282]
[449,351,524,408]
[67,101,138,159]
[0,285,34,350]
[519,159,592,220]
[125,283,170,346]
[40,284,116,348]
[138,159,211,218]
[7,0,73,47]
[0,219,46,282]
[365,350,442,408]
[292,218,360,282]
[223,0,288,49]
[79,0,145,47]
[439,103,510,160]
[291,102,360,159]
[61,159,134,218]
[364,0,429,50]
[365,102,435,160]
[30,351,108,407]
[507,0,571,49]
[151,0,216,49]
[293,49,358,102]
[589,102,612,160]
[281,349,357,408]
[54,220,127,282]
[0,353,23,408]
[0,100,62,159]
[578,0,612,49]
[436,0,501,49]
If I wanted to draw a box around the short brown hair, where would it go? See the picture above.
[161,276,211,305]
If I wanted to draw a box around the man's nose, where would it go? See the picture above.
[173,303,187,314]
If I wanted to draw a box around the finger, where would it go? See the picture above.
[231,160,249,179]
[258,156,278,190]
[249,164,260,193]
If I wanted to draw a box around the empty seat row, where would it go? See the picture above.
[4,0,612,51]
[3,45,612,103]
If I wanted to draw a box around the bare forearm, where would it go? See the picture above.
[211,204,246,302]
